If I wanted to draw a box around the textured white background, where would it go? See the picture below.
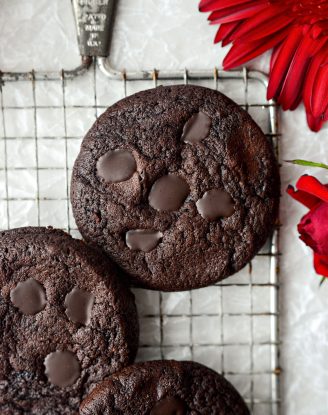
[1,0,328,414]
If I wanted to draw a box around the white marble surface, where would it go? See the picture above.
[1,0,328,414]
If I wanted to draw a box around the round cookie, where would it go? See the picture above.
[71,85,280,291]
[0,227,139,414]
[80,360,250,414]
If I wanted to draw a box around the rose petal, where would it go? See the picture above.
[298,202,328,255]
[296,175,328,203]
[298,215,318,251]
[286,185,321,209]
[313,253,328,278]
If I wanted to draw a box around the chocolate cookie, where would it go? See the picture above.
[0,227,139,414]
[71,85,280,291]
[80,360,250,414]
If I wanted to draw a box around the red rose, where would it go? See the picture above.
[287,175,328,279]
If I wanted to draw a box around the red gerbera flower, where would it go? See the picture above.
[199,0,328,132]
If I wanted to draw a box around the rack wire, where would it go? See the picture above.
[0,60,281,415]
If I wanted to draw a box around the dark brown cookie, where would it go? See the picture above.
[80,360,250,415]
[0,227,139,414]
[71,85,280,291]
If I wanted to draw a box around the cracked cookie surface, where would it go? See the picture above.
[0,227,139,414]
[71,85,280,291]
[80,360,250,415]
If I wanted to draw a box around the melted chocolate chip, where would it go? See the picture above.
[126,229,163,253]
[44,350,80,388]
[150,396,187,415]
[64,287,95,326]
[149,175,190,212]
[196,189,234,221]
[10,278,46,315]
[97,149,137,183]
[181,111,211,144]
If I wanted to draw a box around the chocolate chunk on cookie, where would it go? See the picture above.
[0,227,139,414]
[80,360,250,415]
[71,85,280,291]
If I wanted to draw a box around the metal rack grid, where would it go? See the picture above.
[0,61,281,415]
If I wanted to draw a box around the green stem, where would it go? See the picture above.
[319,276,326,287]
[286,159,328,170]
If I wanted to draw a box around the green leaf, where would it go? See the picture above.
[286,159,328,170]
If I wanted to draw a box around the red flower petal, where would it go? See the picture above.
[289,92,303,111]
[278,30,327,111]
[222,22,243,46]
[324,106,328,120]
[299,231,318,252]
[208,1,268,24]
[286,185,321,209]
[229,4,289,42]
[270,43,283,72]
[303,46,327,114]
[311,60,328,118]
[223,28,289,70]
[298,202,328,255]
[306,111,324,132]
[214,21,241,45]
[296,175,328,203]
[278,29,317,110]
[314,253,328,277]
[199,0,251,13]
[245,13,295,43]
[267,26,304,100]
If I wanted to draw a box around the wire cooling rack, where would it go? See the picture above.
[0,60,281,414]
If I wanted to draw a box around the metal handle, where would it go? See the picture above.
[72,0,116,57]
